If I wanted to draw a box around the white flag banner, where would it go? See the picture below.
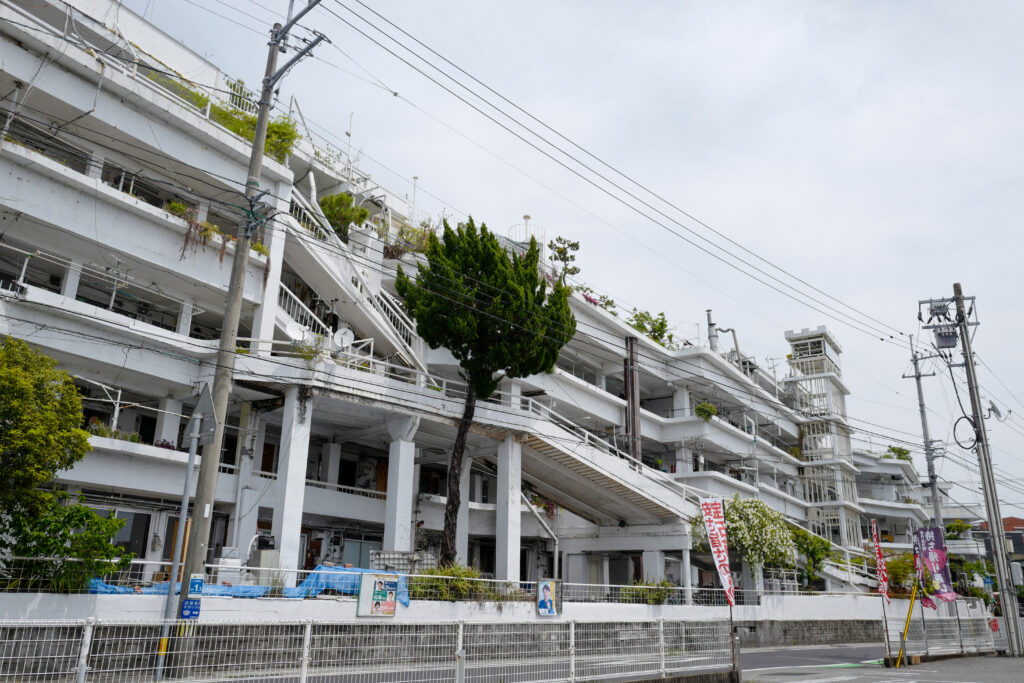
[871,519,891,604]
[699,497,734,607]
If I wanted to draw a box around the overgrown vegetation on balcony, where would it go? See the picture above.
[319,192,369,242]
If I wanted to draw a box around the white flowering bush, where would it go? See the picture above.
[692,495,796,569]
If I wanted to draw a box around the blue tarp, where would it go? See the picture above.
[282,566,410,605]
[87,566,409,604]
[87,579,270,598]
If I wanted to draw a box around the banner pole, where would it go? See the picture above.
[896,585,918,669]
[881,593,893,662]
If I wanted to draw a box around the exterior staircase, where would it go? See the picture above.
[283,189,429,376]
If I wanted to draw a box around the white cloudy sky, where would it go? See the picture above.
[124,0,1024,515]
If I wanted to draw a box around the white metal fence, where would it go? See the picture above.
[0,618,734,682]
[885,599,999,659]
[0,557,848,606]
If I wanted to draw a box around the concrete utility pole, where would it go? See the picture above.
[178,3,327,617]
[903,335,943,527]
[951,283,1022,656]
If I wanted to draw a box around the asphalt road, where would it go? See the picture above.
[741,643,886,672]
[742,648,1015,683]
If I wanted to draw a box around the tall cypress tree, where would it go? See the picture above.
[396,218,575,566]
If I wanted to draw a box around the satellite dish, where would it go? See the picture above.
[333,326,355,349]
[285,322,305,341]
[990,401,1003,420]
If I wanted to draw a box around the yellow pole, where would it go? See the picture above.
[896,585,918,669]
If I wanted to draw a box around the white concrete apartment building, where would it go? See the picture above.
[0,0,930,593]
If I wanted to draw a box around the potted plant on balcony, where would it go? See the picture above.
[694,401,717,422]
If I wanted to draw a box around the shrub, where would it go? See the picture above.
[164,199,189,217]
[694,401,717,422]
[619,579,674,605]
[209,104,298,163]
[407,565,503,602]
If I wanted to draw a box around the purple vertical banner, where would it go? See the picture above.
[914,526,957,602]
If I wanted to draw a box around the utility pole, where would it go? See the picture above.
[178,3,327,618]
[903,335,943,527]
[948,283,1022,655]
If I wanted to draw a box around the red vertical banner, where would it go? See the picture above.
[871,519,891,604]
[700,497,735,607]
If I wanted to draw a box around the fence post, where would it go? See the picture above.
[919,602,929,655]
[658,619,666,677]
[953,600,965,654]
[455,620,465,683]
[569,620,576,682]
[299,619,312,682]
[76,618,95,683]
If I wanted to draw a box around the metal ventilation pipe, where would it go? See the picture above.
[706,309,719,352]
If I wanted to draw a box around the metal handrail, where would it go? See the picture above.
[277,284,330,337]
[287,189,428,375]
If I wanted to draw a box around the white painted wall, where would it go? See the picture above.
[0,592,901,624]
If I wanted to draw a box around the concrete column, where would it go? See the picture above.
[672,384,691,418]
[195,201,210,223]
[681,547,693,604]
[673,444,691,474]
[642,550,666,582]
[500,379,523,410]
[85,151,104,179]
[250,185,288,356]
[471,472,484,504]
[154,397,182,447]
[61,259,82,299]
[271,386,312,586]
[324,444,342,487]
[496,434,522,582]
[253,420,268,473]
[456,456,472,564]
[176,299,195,337]
[383,416,419,551]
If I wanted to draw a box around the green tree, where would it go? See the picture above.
[627,309,677,349]
[692,496,795,569]
[396,218,575,565]
[884,445,912,461]
[0,337,90,514]
[0,494,130,591]
[884,552,916,595]
[546,235,580,284]
[318,192,370,242]
[0,337,130,587]
[791,526,835,583]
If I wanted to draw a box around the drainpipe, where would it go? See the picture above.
[706,310,719,352]
[522,491,559,580]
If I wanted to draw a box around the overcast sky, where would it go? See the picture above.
[124,0,1024,516]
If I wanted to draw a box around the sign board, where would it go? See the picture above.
[190,383,218,446]
[357,573,398,617]
[699,497,735,607]
[985,576,995,588]
[179,573,204,620]
[179,598,201,619]
[537,579,558,616]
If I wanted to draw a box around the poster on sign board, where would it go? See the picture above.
[357,573,398,617]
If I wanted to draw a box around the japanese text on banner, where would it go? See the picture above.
[699,497,734,607]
